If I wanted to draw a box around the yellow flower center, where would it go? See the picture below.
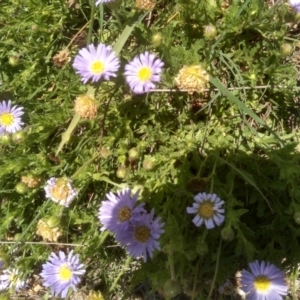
[137,67,152,82]
[198,201,215,219]
[0,113,14,126]
[253,275,271,292]
[90,60,105,74]
[134,225,151,243]
[50,180,70,202]
[58,264,72,281]
[118,206,132,222]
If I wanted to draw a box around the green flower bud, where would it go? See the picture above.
[184,249,197,261]
[294,212,300,224]
[116,166,129,179]
[8,55,20,66]
[163,279,181,298]
[0,133,12,146]
[203,24,217,39]
[281,43,293,57]
[143,157,155,170]
[100,148,111,159]
[151,33,163,46]
[14,233,22,241]
[46,216,60,228]
[15,182,28,194]
[196,241,209,256]
[12,130,27,144]
[128,147,140,161]
[221,226,235,241]
[31,24,39,32]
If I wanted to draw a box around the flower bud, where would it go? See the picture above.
[203,24,217,39]
[74,95,98,119]
[31,24,39,32]
[116,166,129,179]
[15,182,28,194]
[280,43,293,57]
[143,157,155,170]
[185,249,197,261]
[163,279,181,298]
[151,33,163,46]
[12,130,27,144]
[128,147,140,161]
[221,226,234,241]
[0,133,12,146]
[294,212,300,224]
[196,241,209,256]
[100,148,111,159]
[8,55,20,66]
[46,216,60,228]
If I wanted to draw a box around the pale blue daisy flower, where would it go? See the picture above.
[186,192,225,229]
[40,250,85,298]
[0,100,24,134]
[290,0,300,12]
[73,44,120,84]
[98,188,146,233]
[44,177,78,207]
[124,52,164,93]
[116,209,165,262]
[0,269,27,291]
[240,260,288,300]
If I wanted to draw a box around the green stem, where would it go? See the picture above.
[87,0,95,45]
[206,239,222,300]
[112,8,123,28]
[169,251,175,280]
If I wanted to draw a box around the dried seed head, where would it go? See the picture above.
[175,65,209,94]
[136,0,156,10]
[53,49,71,68]
[36,219,62,242]
[87,291,105,300]
[74,95,98,119]
[21,175,42,188]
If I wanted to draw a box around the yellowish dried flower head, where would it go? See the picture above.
[175,65,209,94]
[21,175,42,188]
[36,219,62,242]
[74,95,98,119]
[87,291,105,300]
[53,49,71,68]
[136,0,156,10]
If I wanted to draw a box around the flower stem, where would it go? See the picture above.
[87,0,96,45]
[169,251,176,280]
[206,239,222,300]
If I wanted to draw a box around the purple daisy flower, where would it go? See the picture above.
[116,209,165,262]
[290,0,300,12]
[73,44,120,84]
[44,177,78,207]
[98,188,146,233]
[124,52,164,94]
[240,260,288,300]
[186,192,225,229]
[40,250,85,298]
[0,100,24,134]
